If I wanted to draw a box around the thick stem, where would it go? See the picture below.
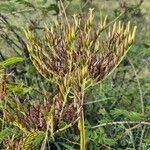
[78,109,86,150]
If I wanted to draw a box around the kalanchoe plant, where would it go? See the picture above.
[24,8,136,150]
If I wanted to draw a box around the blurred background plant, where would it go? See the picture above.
[0,0,150,149]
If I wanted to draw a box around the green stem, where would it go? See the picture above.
[78,109,86,150]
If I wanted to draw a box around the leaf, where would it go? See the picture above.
[42,0,47,4]
[45,4,59,15]
[111,108,144,120]
[102,137,116,146]
[7,84,32,94]
[0,3,16,12]
[32,131,45,146]
[58,142,76,150]
[54,143,62,150]
[144,138,150,144]
[15,0,35,9]
[0,57,24,69]
[0,128,12,142]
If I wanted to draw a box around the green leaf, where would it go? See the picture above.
[0,57,24,69]
[0,128,12,142]
[58,142,76,150]
[42,0,47,4]
[54,143,62,150]
[102,137,116,146]
[15,0,35,9]
[111,108,144,120]
[45,4,59,15]
[32,131,45,146]
[0,3,16,12]
[7,84,32,94]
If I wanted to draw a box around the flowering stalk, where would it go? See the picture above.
[24,8,136,149]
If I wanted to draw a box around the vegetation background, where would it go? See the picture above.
[0,0,150,149]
